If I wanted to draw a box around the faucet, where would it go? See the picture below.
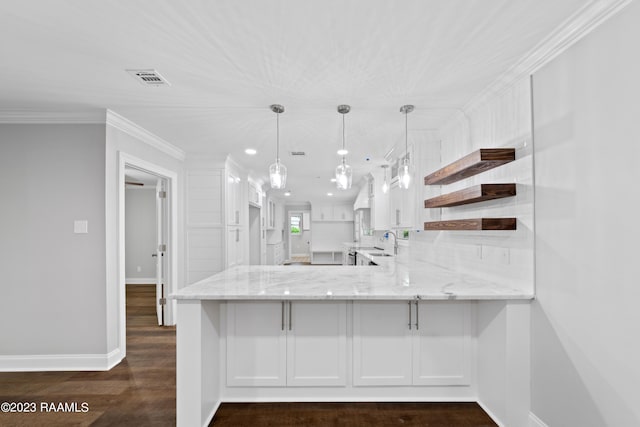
[384,230,398,255]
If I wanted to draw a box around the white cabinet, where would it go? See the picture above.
[227,301,287,386]
[226,171,242,226]
[267,198,276,229]
[226,301,347,387]
[389,182,415,229]
[368,169,390,230]
[267,242,284,265]
[353,301,413,385]
[227,227,243,267]
[248,182,261,207]
[353,301,471,386]
[312,203,354,222]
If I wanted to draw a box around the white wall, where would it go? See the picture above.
[125,188,156,280]
[0,124,107,356]
[412,78,534,295]
[531,2,640,425]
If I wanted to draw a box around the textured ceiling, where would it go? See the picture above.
[0,0,587,202]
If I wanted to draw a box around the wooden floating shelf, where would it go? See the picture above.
[424,148,515,185]
[424,218,517,231]
[424,184,516,208]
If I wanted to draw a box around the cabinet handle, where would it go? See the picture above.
[396,209,401,226]
[288,301,293,331]
[281,301,285,331]
[408,301,412,330]
[415,300,419,330]
[235,210,239,224]
[236,229,239,242]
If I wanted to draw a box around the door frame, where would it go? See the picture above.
[287,210,311,259]
[118,152,178,357]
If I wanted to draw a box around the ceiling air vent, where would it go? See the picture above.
[126,69,171,86]
[289,151,306,156]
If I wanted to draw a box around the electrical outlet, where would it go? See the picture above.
[476,245,483,260]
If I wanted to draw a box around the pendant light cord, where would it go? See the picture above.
[276,111,280,162]
[342,113,346,165]
[405,109,408,162]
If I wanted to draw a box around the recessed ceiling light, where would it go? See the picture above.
[330,178,336,182]
[327,192,333,196]
[284,191,291,196]
[337,149,348,156]
[244,148,257,155]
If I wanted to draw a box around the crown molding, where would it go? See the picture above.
[0,109,105,123]
[463,0,632,114]
[106,110,186,161]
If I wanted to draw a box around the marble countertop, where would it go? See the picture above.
[172,252,533,301]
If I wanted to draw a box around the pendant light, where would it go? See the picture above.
[381,164,389,194]
[335,104,352,190]
[269,104,287,189]
[398,105,414,189]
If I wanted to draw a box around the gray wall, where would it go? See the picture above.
[125,189,156,280]
[532,2,640,425]
[0,124,107,355]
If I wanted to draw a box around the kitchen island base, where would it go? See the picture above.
[176,299,530,427]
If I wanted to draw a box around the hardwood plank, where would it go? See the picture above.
[211,402,498,426]
[424,218,517,230]
[424,184,516,208]
[424,148,515,185]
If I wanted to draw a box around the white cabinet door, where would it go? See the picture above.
[227,172,241,225]
[287,301,347,386]
[312,204,332,221]
[333,204,354,221]
[226,301,287,386]
[413,302,471,386]
[227,227,243,267]
[353,301,413,386]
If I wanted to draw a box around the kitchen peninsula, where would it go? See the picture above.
[173,255,533,426]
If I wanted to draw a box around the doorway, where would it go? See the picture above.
[288,211,311,263]
[118,152,178,359]
[124,166,167,326]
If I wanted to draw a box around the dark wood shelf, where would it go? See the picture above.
[424,148,515,185]
[424,218,517,231]
[424,184,516,208]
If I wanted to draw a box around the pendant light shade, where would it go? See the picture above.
[269,104,287,189]
[381,164,389,194]
[398,105,414,189]
[335,105,352,190]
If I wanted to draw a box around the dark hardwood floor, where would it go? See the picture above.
[1,285,498,427]
[0,285,176,426]
[212,402,497,426]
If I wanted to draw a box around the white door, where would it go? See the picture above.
[413,301,471,386]
[226,301,287,386]
[353,301,413,386]
[286,301,347,386]
[155,178,167,326]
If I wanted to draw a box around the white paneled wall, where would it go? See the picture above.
[186,170,224,284]
[412,78,534,295]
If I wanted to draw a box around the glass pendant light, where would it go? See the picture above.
[398,105,414,189]
[381,164,389,194]
[269,104,287,189]
[335,105,352,190]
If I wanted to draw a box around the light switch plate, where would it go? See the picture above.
[74,220,88,234]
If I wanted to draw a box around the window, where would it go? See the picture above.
[290,214,302,234]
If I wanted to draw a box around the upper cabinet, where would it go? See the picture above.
[367,169,390,231]
[312,203,354,222]
[387,146,416,230]
[226,169,242,226]
[248,181,262,207]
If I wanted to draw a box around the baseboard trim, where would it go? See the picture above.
[477,400,505,427]
[0,348,122,372]
[202,400,221,427]
[126,278,156,285]
[529,412,549,427]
